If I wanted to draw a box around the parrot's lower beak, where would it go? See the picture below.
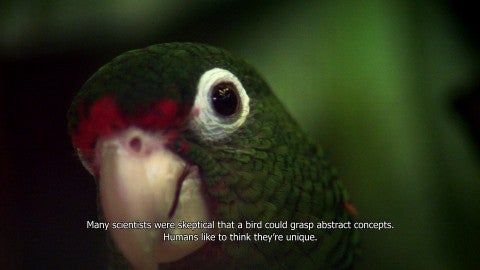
[95,127,209,269]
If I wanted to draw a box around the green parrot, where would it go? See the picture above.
[67,42,359,269]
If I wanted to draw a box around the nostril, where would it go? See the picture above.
[129,137,142,152]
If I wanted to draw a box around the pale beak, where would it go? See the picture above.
[95,127,209,269]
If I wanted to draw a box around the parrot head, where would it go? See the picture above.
[68,43,273,269]
[68,43,357,269]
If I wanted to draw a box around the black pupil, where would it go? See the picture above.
[211,83,239,116]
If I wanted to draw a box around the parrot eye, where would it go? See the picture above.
[211,82,239,116]
[191,68,250,140]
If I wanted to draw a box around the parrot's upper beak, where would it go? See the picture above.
[95,127,209,269]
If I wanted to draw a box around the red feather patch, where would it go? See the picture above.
[71,96,126,158]
[71,95,188,160]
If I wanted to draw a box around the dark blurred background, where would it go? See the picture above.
[1,0,479,269]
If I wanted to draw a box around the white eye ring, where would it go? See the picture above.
[190,68,250,140]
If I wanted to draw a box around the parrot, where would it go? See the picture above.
[67,42,359,269]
